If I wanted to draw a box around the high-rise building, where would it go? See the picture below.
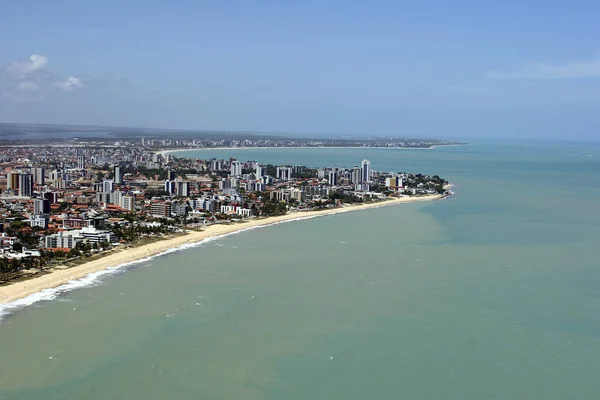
[176,181,191,197]
[328,169,338,186]
[150,202,172,217]
[210,159,224,171]
[7,172,20,190]
[113,166,123,185]
[352,167,362,184]
[361,159,371,183]
[33,167,45,185]
[276,166,293,181]
[219,179,232,190]
[44,191,58,204]
[33,198,51,215]
[164,180,175,194]
[102,180,114,193]
[292,165,305,175]
[167,170,176,181]
[385,177,398,188]
[77,155,85,169]
[18,174,34,197]
[255,165,264,178]
[230,160,242,177]
[120,196,135,212]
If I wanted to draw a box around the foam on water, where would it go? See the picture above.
[0,202,427,321]
[0,213,324,321]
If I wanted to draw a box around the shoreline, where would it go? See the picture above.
[157,145,466,156]
[0,194,444,308]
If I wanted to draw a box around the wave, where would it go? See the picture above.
[0,201,437,321]
[0,213,322,321]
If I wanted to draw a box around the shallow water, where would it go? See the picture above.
[1,141,599,400]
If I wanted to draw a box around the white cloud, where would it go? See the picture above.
[17,81,39,91]
[7,54,49,78]
[53,76,83,92]
[2,54,83,101]
[487,57,600,80]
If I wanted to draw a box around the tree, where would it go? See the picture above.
[68,248,80,258]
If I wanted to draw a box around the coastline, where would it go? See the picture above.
[157,145,464,156]
[0,194,444,308]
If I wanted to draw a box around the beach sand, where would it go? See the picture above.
[0,194,443,305]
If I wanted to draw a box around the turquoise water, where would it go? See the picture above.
[1,141,599,399]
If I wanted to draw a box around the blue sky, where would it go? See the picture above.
[1,1,599,139]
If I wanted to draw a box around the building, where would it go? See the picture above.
[292,165,305,175]
[164,180,175,194]
[33,198,50,215]
[63,218,90,229]
[255,164,264,178]
[176,181,191,197]
[236,208,253,217]
[79,226,117,245]
[328,169,338,186]
[167,170,176,181]
[40,232,80,249]
[210,159,223,171]
[120,196,135,212]
[77,155,85,169]
[361,159,371,183]
[277,166,293,181]
[230,160,242,177]
[110,190,123,206]
[219,179,232,190]
[29,214,49,229]
[18,173,33,197]
[385,176,403,188]
[150,202,172,217]
[8,172,20,190]
[172,202,189,216]
[352,167,362,184]
[102,180,114,193]
[44,191,58,204]
[113,166,123,184]
[32,167,45,185]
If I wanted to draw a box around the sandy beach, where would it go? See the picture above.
[0,194,444,306]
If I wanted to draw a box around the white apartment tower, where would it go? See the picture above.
[230,160,243,177]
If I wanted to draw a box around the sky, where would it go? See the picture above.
[1,0,599,140]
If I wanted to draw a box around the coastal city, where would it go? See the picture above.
[0,138,451,281]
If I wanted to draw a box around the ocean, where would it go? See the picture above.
[1,140,599,399]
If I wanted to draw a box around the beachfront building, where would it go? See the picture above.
[361,159,371,183]
[40,232,81,249]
